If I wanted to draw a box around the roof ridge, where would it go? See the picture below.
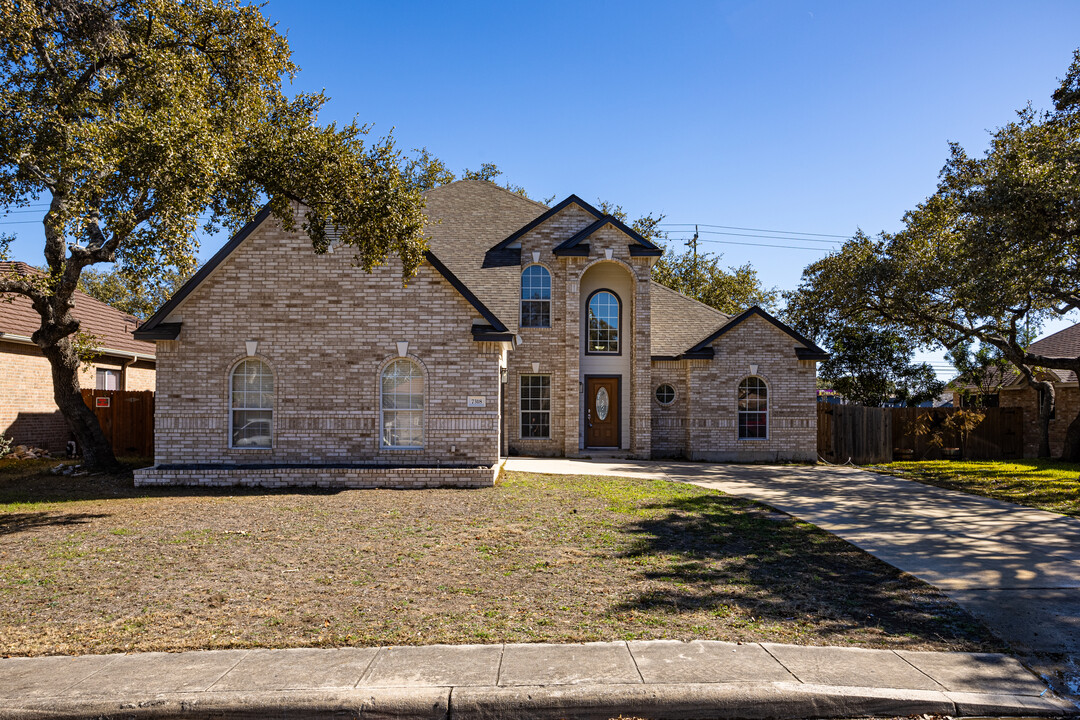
[422,179,550,211]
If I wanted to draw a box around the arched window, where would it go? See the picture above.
[587,290,620,353]
[231,358,273,448]
[381,358,424,448]
[520,265,551,328]
[738,377,768,439]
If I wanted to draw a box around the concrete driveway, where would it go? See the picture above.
[503,457,1080,696]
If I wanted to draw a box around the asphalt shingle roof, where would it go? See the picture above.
[422,180,733,356]
[0,262,155,357]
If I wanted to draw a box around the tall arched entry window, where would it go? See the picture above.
[231,358,273,448]
[586,290,620,353]
[381,358,424,448]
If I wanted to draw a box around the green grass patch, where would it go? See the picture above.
[875,459,1080,516]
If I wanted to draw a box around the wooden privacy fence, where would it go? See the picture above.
[81,389,154,457]
[817,404,1024,465]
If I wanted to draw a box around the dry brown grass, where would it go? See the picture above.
[0,459,1000,656]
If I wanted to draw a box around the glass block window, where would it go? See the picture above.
[587,290,620,353]
[231,359,273,448]
[738,376,768,439]
[520,265,551,328]
[520,374,551,438]
[655,383,675,405]
[381,359,424,448]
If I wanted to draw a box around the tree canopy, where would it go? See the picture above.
[0,0,429,468]
[786,49,1080,457]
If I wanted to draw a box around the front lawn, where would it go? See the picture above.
[875,459,1080,517]
[0,461,999,656]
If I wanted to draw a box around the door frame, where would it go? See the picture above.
[584,374,622,448]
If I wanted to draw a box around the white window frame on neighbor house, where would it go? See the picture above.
[230,358,274,449]
[95,368,119,391]
[737,376,768,440]
[520,264,552,328]
[381,358,424,449]
[519,374,551,439]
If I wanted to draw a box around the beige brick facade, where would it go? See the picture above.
[136,182,822,486]
[136,216,504,488]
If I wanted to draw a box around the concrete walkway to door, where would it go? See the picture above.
[503,457,1080,699]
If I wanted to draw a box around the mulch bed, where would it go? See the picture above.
[0,459,1000,656]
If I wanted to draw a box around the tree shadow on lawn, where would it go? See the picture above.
[612,492,1002,649]
[0,511,109,536]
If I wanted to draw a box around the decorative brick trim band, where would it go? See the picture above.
[134,464,498,489]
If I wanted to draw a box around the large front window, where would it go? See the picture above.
[231,359,273,448]
[587,290,620,353]
[381,359,424,448]
[738,376,768,439]
[520,265,551,328]
[520,374,551,438]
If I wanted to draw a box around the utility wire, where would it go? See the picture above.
[664,234,836,252]
[661,222,850,239]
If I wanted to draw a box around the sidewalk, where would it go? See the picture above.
[1,641,1072,719]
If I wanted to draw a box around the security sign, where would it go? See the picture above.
[96,396,111,408]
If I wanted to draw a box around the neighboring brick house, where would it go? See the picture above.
[133,181,826,488]
[951,323,1080,458]
[0,262,156,452]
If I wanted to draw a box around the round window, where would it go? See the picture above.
[655,383,676,405]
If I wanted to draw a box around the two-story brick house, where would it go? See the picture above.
[133,180,825,488]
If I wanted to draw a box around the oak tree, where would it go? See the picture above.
[0,0,427,469]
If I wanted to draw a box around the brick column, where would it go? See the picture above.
[630,264,652,458]
[563,261,581,456]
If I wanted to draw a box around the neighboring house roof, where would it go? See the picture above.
[949,323,1080,391]
[0,261,155,358]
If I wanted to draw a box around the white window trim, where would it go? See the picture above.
[737,376,769,441]
[520,264,552,329]
[229,358,274,450]
[519,373,551,439]
[380,358,425,450]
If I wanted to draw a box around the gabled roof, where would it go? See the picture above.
[489,194,602,252]
[135,205,274,340]
[133,189,522,341]
[552,214,663,257]
[0,261,156,358]
[649,282,729,358]
[685,305,829,360]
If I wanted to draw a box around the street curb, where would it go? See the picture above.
[1,682,1073,720]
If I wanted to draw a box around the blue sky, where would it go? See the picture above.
[5,1,1080,375]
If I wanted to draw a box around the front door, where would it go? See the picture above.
[585,376,620,448]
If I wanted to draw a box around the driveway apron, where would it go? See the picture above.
[503,457,1080,697]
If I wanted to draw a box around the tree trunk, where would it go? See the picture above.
[1036,381,1054,459]
[39,335,120,471]
[1063,409,1080,461]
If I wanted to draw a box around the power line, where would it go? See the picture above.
[692,229,840,245]
[664,235,837,252]
[661,222,850,239]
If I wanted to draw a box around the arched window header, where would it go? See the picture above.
[520,264,551,328]
[231,358,273,448]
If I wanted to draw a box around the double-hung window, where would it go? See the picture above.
[520,265,551,328]
[381,359,424,448]
[737,376,768,439]
[231,359,273,448]
[520,375,551,438]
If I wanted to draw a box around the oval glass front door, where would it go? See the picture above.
[596,386,609,421]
